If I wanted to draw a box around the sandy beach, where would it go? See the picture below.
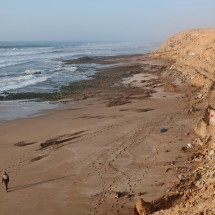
[0,55,195,215]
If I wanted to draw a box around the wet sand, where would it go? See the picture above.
[0,56,195,215]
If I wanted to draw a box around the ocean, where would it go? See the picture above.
[0,41,158,120]
[0,41,158,95]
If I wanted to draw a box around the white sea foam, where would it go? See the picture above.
[23,69,42,75]
[65,66,78,72]
[0,75,48,92]
[0,61,28,68]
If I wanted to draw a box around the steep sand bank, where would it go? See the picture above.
[133,29,215,214]
[0,56,195,215]
[151,28,215,99]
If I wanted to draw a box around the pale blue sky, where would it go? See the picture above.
[0,0,214,42]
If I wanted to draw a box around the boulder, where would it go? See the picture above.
[134,199,154,215]
[193,119,207,138]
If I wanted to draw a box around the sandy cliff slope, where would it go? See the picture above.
[132,29,215,215]
[151,29,215,98]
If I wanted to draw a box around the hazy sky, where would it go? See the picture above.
[0,0,214,42]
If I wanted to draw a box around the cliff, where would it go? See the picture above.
[134,29,215,215]
[151,29,215,98]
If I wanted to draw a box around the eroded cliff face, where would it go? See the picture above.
[133,30,215,215]
[151,29,215,98]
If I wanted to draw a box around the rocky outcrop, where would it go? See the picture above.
[151,29,215,98]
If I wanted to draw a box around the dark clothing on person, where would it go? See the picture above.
[2,172,9,191]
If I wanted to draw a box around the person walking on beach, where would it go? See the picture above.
[2,171,9,192]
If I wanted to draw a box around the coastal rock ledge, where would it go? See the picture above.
[151,28,215,98]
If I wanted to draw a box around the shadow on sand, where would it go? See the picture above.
[8,174,74,192]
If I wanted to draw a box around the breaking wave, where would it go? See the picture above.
[0,75,48,92]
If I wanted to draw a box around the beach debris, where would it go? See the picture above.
[160,128,168,133]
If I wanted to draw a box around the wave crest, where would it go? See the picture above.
[0,75,48,92]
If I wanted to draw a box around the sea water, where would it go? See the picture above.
[0,41,158,120]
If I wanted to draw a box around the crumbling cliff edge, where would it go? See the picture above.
[134,29,215,215]
[152,28,215,99]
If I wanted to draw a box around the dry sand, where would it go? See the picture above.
[0,56,195,215]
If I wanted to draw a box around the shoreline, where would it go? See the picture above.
[0,54,195,215]
[0,54,148,101]
[0,54,159,121]
[0,100,59,121]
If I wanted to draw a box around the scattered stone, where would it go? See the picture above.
[187,143,194,149]
[209,149,215,156]
[115,192,122,199]
[166,168,172,172]
[188,105,196,115]
[138,192,143,196]
[160,128,168,133]
[181,146,187,152]
[179,191,184,196]
[170,161,176,165]
[178,174,186,182]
